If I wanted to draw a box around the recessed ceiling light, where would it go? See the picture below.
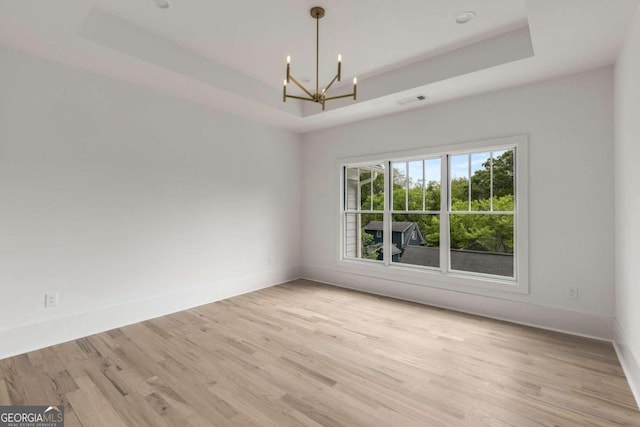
[152,0,170,9]
[455,11,476,24]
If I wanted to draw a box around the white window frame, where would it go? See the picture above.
[337,135,529,295]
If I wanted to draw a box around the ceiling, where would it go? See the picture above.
[0,0,638,133]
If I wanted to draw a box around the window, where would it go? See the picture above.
[340,135,528,294]
[391,157,441,268]
[343,164,385,261]
[448,149,515,277]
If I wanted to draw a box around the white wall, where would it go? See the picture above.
[0,46,302,358]
[302,67,615,339]
[614,2,640,404]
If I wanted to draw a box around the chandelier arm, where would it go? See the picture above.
[322,73,340,95]
[286,94,315,101]
[324,92,356,101]
[288,75,316,99]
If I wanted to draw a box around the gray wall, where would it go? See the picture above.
[302,67,615,338]
[0,46,302,358]
[614,1,640,403]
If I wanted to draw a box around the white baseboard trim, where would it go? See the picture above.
[302,264,613,341]
[0,266,302,360]
[613,319,640,408]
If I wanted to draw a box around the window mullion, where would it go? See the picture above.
[513,148,518,280]
[405,161,409,211]
[422,159,426,211]
[356,168,361,258]
[490,151,494,212]
[441,154,449,274]
[467,153,471,212]
[384,161,391,266]
[370,165,374,211]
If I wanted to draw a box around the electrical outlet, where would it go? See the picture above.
[45,292,59,307]
[566,287,579,300]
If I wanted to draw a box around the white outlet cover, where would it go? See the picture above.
[566,287,579,300]
[45,292,59,307]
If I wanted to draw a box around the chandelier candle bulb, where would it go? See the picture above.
[286,56,290,82]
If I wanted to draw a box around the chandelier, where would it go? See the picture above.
[283,6,357,111]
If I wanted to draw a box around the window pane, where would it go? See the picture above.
[450,154,469,211]
[344,213,385,261]
[344,213,359,258]
[360,214,384,261]
[408,160,424,211]
[360,167,372,211]
[470,152,491,211]
[449,214,514,277]
[372,164,385,211]
[392,162,407,210]
[391,214,440,268]
[345,167,359,210]
[425,158,441,211]
[492,149,515,211]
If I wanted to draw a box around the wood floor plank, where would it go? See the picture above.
[0,279,638,426]
[62,410,84,427]
[0,379,10,405]
[123,391,173,427]
[66,375,128,427]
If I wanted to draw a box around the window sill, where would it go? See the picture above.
[337,258,529,295]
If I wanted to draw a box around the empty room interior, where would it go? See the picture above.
[1,0,640,425]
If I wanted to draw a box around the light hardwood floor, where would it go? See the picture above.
[0,279,638,426]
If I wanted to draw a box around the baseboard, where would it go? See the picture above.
[302,264,613,341]
[613,319,640,408]
[0,266,302,360]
